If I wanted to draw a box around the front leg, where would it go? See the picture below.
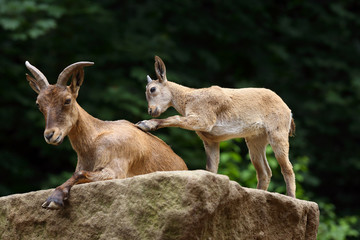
[136,115,216,132]
[42,168,116,210]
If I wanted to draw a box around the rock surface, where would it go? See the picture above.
[0,170,319,240]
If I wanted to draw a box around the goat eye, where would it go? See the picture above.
[150,87,156,93]
[64,99,71,105]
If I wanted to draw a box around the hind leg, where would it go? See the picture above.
[269,132,296,198]
[245,135,272,191]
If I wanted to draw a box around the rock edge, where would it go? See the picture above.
[0,170,319,240]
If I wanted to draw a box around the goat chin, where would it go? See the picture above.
[150,112,161,118]
[45,136,64,146]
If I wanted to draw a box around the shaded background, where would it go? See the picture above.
[1,0,359,238]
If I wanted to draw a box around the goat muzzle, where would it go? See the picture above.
[44,128,63,145]
[148,107,160,117]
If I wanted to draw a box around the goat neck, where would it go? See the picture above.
[168,81,193,116]
[67,102,101,154]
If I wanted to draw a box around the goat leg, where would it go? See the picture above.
[137,115,215,132]
[42,170,92,210]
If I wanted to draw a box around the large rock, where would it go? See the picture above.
[0,170,319,239]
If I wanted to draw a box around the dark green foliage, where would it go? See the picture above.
[1,0,360,238]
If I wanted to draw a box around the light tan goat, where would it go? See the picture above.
[25,61,187,209]
[137,56,296,197]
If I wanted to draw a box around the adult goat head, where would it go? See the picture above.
[26,61,93,145]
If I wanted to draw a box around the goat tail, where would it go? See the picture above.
[289,117,296,137]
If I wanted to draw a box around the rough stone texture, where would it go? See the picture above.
[0,170,319,240]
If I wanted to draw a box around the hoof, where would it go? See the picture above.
[42,189,67,210]
[136,120,154,131]
[42,199,63,210]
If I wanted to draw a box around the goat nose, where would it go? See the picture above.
[45,131,54,141]
[148,108,152,115]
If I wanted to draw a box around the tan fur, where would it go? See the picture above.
[137,56,296,198]
[26,61,187,209]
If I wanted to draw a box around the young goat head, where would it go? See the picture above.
[137,56,296,198]
[26,61,187,210]
[145,60,172,118]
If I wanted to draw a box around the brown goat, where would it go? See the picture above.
[25,61,187,209]
[137,56,296,197]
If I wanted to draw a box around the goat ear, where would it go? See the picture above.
[70,68,84,97]
[154,56,167,83]
[26,74,41,94]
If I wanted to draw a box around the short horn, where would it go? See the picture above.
[57,61,94,86]
[25,61,49,90]
[147,75,153,83]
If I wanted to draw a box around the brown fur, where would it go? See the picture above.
[25,61,187,210]
[137,56,296,198]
